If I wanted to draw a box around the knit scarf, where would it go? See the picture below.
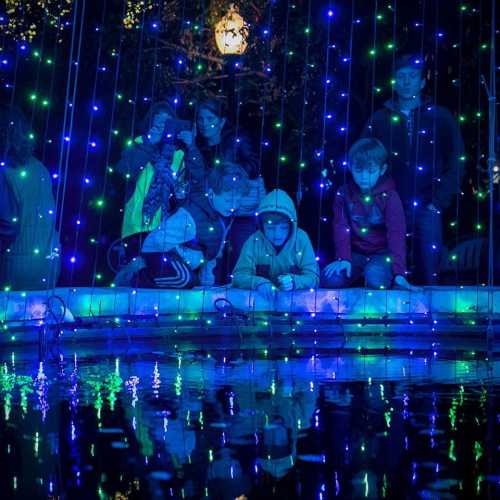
[142,143,176,225]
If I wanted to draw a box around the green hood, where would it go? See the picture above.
[257,189,297,252]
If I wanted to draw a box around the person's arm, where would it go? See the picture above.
[234,133,260,179]
[289,230,320,289]
[0,170,18,253]
[115,137,157,180]
[384,191,407,276]
[183,142,207,192]
[433,109,466,210]
[142,208,196,254]
[232,237,271,289]
[333,191,352,262]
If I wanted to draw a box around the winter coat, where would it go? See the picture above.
[232,189,319,290]
[333,175,407,276]
[0,157,60,289]
[116,136,185,239]
[362,97,465,211]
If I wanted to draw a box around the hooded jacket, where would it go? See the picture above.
[232,189,319,290]
[361,97,465,211]
[333,175,407,276]
[0,157,60,289]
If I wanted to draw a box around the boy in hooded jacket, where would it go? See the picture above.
[322,138,420,291]
[232,189,319,298]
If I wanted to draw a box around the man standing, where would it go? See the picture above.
[362,54,465,284]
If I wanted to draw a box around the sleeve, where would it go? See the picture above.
[236,134,260,180]
[433,109,465,210]
[231,236,271,289]
[115,138,157,180]
[183,143,207,193]
[290,231,320,289]
[333,191,352,262]
[0,170,19,253]
[141,208,196,254]
[384,191,407,276]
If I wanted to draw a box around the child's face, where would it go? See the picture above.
[263,220,290,247]
[209,189,243,217]
[351,162,387,192]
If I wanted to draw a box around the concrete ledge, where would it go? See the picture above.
[0,286,499,324]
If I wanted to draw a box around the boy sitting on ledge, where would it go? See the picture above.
[129,162,249,288]
[322,138,420,291]
[232,189,319,300]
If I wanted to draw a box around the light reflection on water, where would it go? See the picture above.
[0,351,499,499]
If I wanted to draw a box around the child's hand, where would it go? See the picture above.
[393,275,422,292]
[256,281,276,302]
[324,260,351,278]
[277,274,294,291]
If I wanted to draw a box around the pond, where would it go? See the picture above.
[1,347,499,499]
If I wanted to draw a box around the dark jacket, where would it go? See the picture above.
[186,127,260,194]
[142,192,230,262]
[0,168,19,254]
[333,175,407,276]
[362,97,465,210]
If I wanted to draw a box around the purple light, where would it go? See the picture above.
[437,32,444,38]
[263,29,269,35]
[1,59,8,65]
[328,10,334,17]
[90,141,96,148]
[326,114,333,119]
[64,136,70,142]
[52,173,58,179]
[76,220,81,225]
[84,177,90,184]
[20,44,27,50]
[70,256,76,263]
[177,59,183,65]
[93,105,98,111]
[413,201,418,207]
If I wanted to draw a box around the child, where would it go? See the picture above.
[135,162,250,288]
[232,189,319,298]
[322,138,419,291]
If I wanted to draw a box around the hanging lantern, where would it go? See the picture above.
[214,4,249,56]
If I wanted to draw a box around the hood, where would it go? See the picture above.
[384,94,431,112]
[347,173,396,196]
[257,189,297,252]
[258,189,297,225]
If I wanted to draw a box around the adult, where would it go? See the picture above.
[115,101,193,262]
[362,54,465,284]
[0,106,60,290]
[183,98,264,282]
